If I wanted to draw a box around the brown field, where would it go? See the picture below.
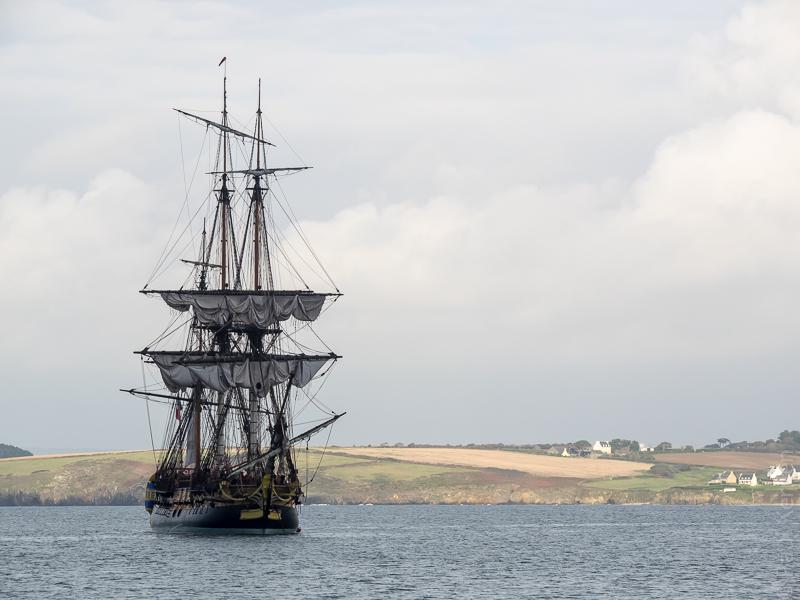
[332,447,651,479]
[655,451,799,470]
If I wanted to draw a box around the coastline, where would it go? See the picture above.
[2,447,798,507]
[2,494,798,507]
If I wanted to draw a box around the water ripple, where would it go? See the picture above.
[0,505,798,599]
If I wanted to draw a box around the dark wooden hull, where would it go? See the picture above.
[149,503,300,535]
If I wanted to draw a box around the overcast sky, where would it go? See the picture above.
[2,0,799,452]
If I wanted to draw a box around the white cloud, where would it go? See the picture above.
[687,0,800,117]
[0,170,177,449]
[304,103,800,444]
[4,0,800,449]
[307,108,800,362]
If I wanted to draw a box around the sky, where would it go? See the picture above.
[1,0,799,452]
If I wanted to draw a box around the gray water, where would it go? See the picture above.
[0,505,798,599]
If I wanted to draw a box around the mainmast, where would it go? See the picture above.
[220,74,230,291]
[215,75,233,466]
[248,79,266,461]
[253,79,262,291]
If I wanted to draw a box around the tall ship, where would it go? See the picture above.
[124,71,343,534]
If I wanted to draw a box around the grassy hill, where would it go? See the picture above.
[1,448,798,506]
[0,451,156,505]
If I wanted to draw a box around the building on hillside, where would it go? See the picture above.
[767,465,785,480]
[593,441,611,455]
[770,474,793,486]
[637,442,654,452]
[738,473,758,487]
[708,471,737,485]
[766,465,799,484]
[778,465,799,483]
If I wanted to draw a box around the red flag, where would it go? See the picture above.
[218,56,227,67]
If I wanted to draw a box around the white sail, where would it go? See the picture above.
[150,353,332,396]
[158,291,327,328]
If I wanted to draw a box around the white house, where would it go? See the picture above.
[766,465,798,484]
[637,442,654,452]
[783,466,800,483]
[766,465,785,480]
[771,474,793,486]
[593,441,612,455]
[738,473,758,487]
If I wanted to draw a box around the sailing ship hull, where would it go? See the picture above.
[149,503,300,535]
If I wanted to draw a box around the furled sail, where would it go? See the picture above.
[153,291,328,328]
[148,352,335,396]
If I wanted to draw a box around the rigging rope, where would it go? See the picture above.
[294,363,338,419]
[148,193,213,284]
[267,202,326,288]
[146,124,209,286]
[144,310,190,350]
[141,356,158,467]
[261,112,307,167]
[264,226,311,289]
[307,425,333,485]
[270,183,339,291]
[178,116,198,259]
[273,178,339,291]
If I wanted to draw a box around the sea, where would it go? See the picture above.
[0,504,798,599]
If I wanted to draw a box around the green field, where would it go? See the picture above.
[585,467,720,492]
[294,450,374,470]
[0,451,158,477]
